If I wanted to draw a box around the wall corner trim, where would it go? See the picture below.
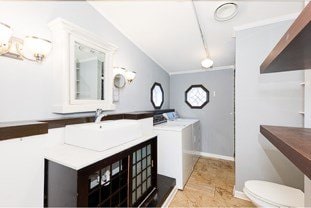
[169,65,235,76]
[233,12,299,35]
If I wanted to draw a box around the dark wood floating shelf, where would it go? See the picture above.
[260,125,311,179]
[0,121,48,141]
[260,2,311,73]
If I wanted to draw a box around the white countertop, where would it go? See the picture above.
[44,133,157,170]
[154,119,199,131]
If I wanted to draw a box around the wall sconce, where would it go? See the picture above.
[124,69,136,83]
[114,67,136,84]
[0,22,13,55]
[0,21,52,63]
[17,36,52,62]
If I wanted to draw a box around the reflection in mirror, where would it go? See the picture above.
[153,86,162,106]
[75,42,105,100]
[151,82,164,109]
[114,74,126,89]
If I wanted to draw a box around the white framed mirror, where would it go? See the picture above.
[70,35,111,105]
[49,18,117,113]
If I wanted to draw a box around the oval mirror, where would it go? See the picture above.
[114,74,126,88]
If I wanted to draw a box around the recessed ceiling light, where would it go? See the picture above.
[214,2,238,22]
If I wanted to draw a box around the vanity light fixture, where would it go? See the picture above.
[0,21,52,63]
[124,70,136,83]
[17,36,52,62]
[114,67,136,84]
[0,22,13,55]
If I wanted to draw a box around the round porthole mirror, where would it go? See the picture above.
[114,74,126,89]
[151,82,164,109]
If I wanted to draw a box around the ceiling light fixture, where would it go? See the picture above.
[214,2,238,22]
[201,58,214,68]
[192,0,213,69]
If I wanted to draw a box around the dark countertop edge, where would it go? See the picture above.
[260,125,311,179]
[0,111,158,142]
[145,109,175,115]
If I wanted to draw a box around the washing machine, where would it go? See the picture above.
[154,117,200,190]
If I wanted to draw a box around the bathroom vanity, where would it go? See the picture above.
[0,111,177,207]
[44,117,159,207]
[44,137,157,207]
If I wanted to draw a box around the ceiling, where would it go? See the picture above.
[89,1,304,73]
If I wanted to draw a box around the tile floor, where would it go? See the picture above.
[169,157,254,207]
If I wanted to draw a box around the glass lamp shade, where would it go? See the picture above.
[0,22,13,54]
[201,58,213,68]
[19,36,52,62]
[125,70,136,83]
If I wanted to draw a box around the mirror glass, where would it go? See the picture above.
[114,74,126,88]
[74,42,105,100]
[151,83,164,109]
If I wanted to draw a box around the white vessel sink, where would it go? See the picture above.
[64,120,143,151]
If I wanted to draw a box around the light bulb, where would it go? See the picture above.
[125,70,136,83]
[201,58,213,68]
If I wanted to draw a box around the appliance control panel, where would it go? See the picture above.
[153,114,167,125]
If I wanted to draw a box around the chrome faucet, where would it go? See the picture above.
[95,109,107,123]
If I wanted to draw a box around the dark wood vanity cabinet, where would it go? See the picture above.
[44,137,157,207]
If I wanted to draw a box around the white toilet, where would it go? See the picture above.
[244,180,304,207]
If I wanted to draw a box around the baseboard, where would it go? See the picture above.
[233,186,250,201]
[161,186,178,208]
[197,152,235,161]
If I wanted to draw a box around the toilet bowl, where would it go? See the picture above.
[243,180,304,207]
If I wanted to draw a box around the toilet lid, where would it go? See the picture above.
[244,180,304,207]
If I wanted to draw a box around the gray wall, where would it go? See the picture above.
[235,20,304,191]
[170,69,234,157]
[0,1,169,122]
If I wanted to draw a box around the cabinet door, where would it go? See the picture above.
[78,153,129,207]
[129,137,157,207]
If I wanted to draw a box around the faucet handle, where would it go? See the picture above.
[95,108,104,117]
